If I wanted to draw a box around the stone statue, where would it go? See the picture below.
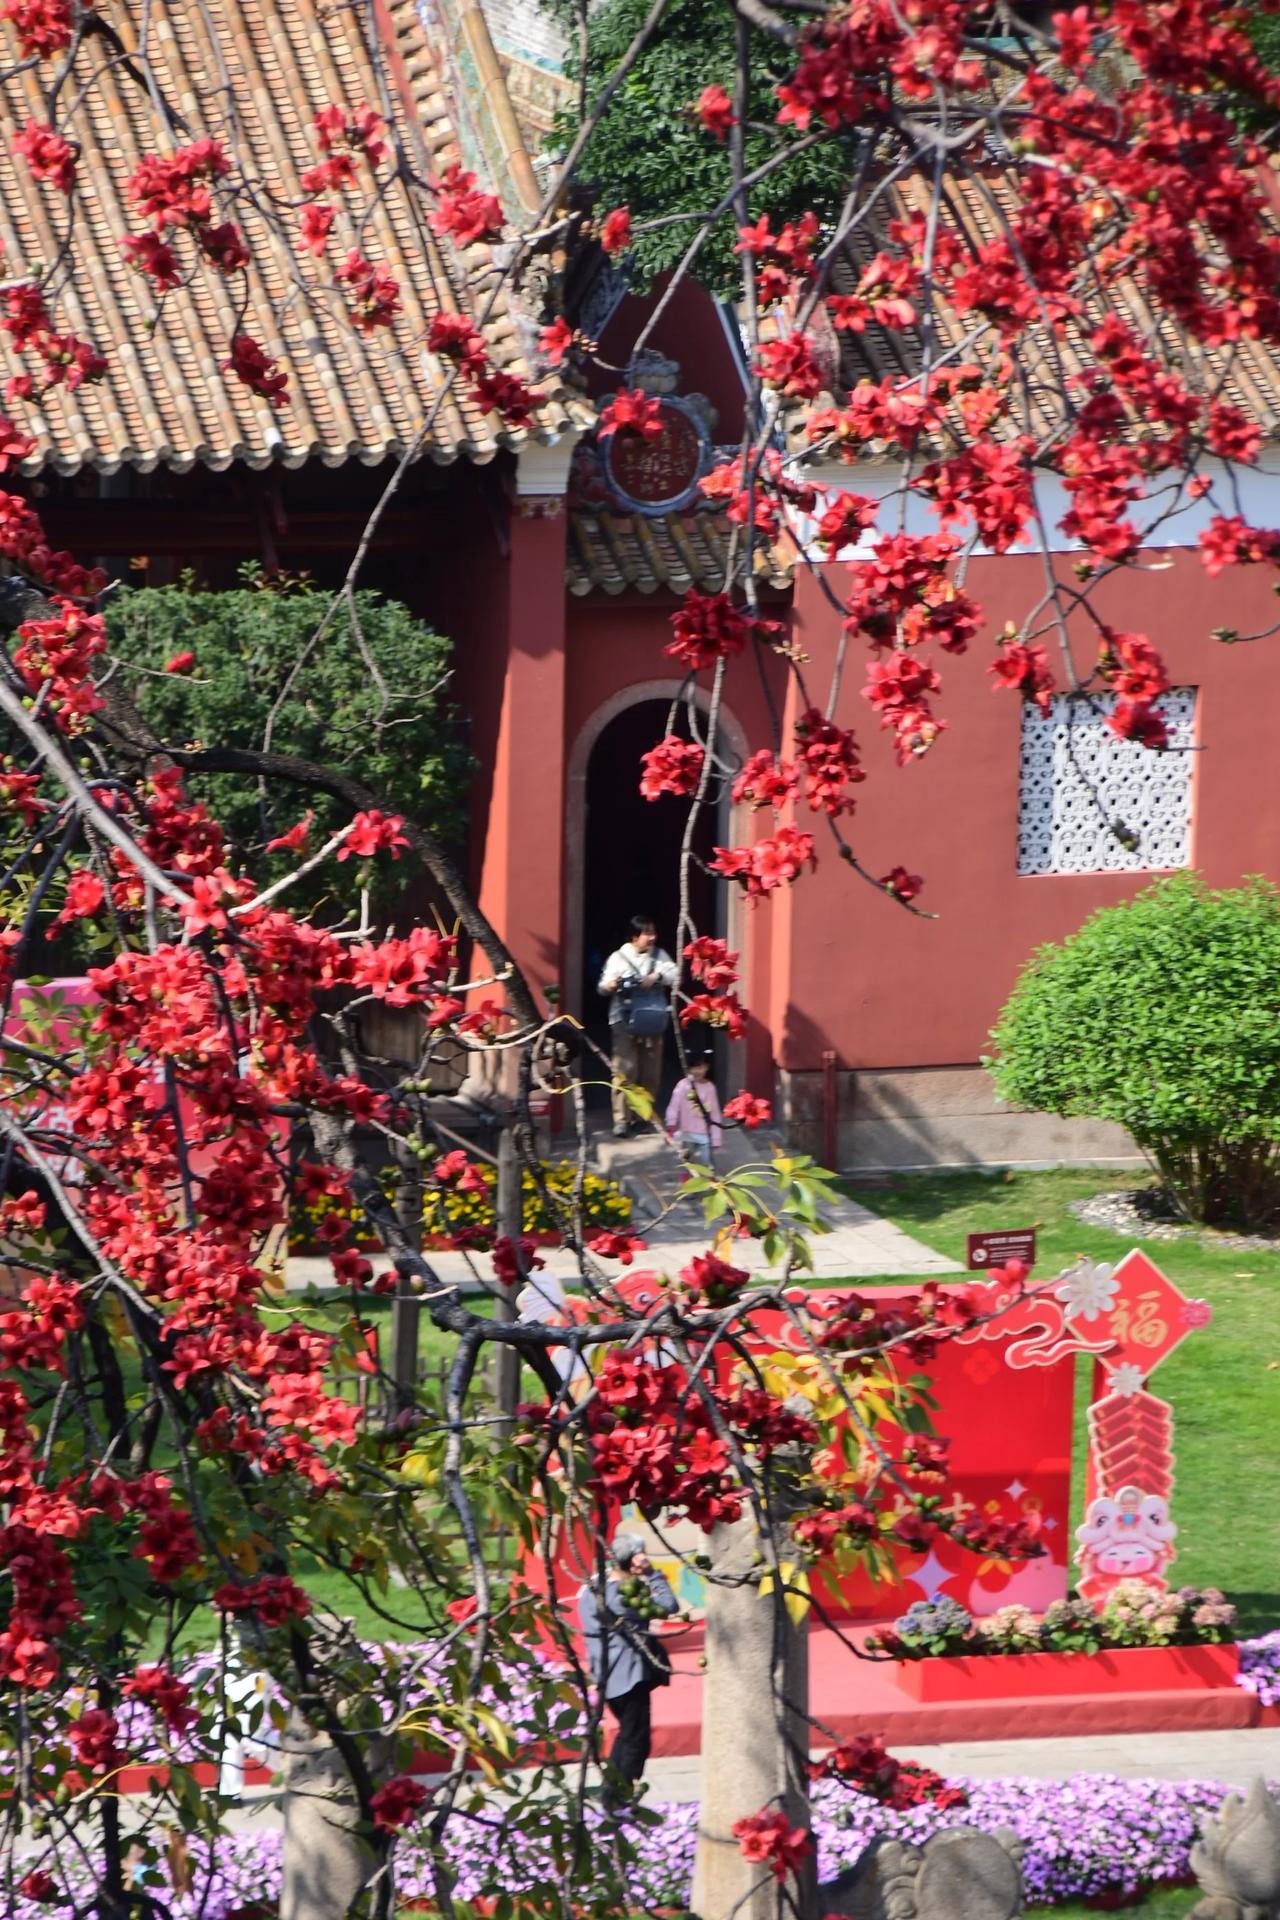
[1189,1778,1280,1920]
[821,1826,1025,1920]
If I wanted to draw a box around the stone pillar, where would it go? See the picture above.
[691,1510,816,1920]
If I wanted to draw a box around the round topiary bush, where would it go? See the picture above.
[989,874,1280,1228]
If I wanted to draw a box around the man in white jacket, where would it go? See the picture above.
[598,915,677,1137]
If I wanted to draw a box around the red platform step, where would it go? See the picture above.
[646,1622,1258,1758]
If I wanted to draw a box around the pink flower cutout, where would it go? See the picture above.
[1180,1299,1213,1329]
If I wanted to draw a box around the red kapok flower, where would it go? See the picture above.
[165,650,196,674]
[732,1810,814,1881]
[298,202,335,257]
[223,333,288,409]
[598,387,663,441]
[600,207,632,256]
[337,810,409,860]
[640,735,704,800]
[667,591,751,672]
[539,315,574,365]
[724,1091,771,1129]
[696,83,735,139]
[879,866,923,904]
[370,1774,428,1832]
[13,120,75,191]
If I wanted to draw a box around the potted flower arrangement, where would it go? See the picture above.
[288,1157,632,1255]
[868,1583,1241,1702]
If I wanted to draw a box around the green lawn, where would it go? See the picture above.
[1029,1892,1197,1919]
[844,1168,1280,1635]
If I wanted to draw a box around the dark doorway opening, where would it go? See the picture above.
[581,699,719,1100]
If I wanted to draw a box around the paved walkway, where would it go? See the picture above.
[285,1127,957,1293]
[641,1727,1280,1801]
[212,1724,1280,1841]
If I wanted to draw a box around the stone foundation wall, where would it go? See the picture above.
[777,1064,1143,1175]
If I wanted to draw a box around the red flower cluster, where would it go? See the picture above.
[679,990,747,1039]
[124,139,250,293]
[68,1708,122,1775]
[13,120,75,192]
[13,599,106,732]
[223,333,288,408]
[711,826,816,898]
[640,734,704,800]
[733,748,797,811]
[598,387,663,441]
[696,82,735,140]
[723,1090,771,1129]
[336,251,400,333]
[303,102,386,194]
[600,207,632,256]
[123,1664,197,1733]
[732,1809,814,1881]
[429,162,503,248]
[1,282,106,400]
[684,937,739,992]
[337,809,410,860]
[680,1251,749,1308]
[845,531,980,656]
[586,1228,648,1265]
[862,654,945,765]
[0,0,71,59]
[667,591,753,673]
[988,636,1055,715]
[828,249,919,335]
[811,1733,969,1812]
[370,1774,428,1832]
[212,1575,312,1627]
[879,866,923,905]
[794,707,863,816]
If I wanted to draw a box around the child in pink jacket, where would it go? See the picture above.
[665,1054,723,1161]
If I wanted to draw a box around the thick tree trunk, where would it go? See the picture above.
[279,1713,381,1920]
[691,1511,816,1920]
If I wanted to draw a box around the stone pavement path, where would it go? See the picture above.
[217,1725,1280,1840]
[640,1726,1280,1803]
[285,1125,958,1293]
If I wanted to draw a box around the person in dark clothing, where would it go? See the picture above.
[578,1529,678,1811]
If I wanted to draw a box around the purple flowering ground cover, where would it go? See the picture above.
[13,1631,1277,1918]
[12,1772,1261,1920]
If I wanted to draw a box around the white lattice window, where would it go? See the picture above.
[1017,690,1196,876]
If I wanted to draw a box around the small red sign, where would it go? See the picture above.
[966,1228,1037,1271]
[1092,1247,1211,1379]
[604,400,704,509]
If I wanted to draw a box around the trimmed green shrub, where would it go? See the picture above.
[555,0,852,293]
[989,874,1280,1228]
[105,569,471,908]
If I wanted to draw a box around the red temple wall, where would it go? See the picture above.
[783,547,1280,1076]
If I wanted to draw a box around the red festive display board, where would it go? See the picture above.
[525,1282,1084,1626]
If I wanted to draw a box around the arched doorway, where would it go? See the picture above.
[570,689,746,1102]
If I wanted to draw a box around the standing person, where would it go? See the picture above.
[578,1530,678,1813]
[598,916,677,1137]
[666,1051,723,1162]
